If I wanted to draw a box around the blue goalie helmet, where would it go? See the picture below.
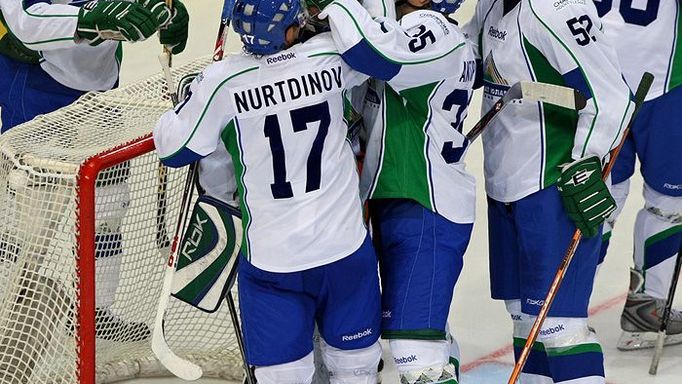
[430,0,464,14]
[232,0,307,55]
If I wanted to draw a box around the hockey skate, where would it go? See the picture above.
[617,269,682,350]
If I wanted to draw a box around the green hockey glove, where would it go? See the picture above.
[137,0,173,26]
[77,0,160,46]
[557,156,616,238]
[158,0,189,54]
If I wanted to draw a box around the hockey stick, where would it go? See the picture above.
[209,4,258,382]
[507,72,655,384]
[151,1,237,380]
[465,81,587,142]
[151,0,202,380]
[649,241,682,375]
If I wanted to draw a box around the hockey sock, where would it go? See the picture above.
[389,339,457,383]
[507,301,552,384]
[540,318,604,384]
[320,339,381,384]
[634,184,682,299]
[255,352,315,384]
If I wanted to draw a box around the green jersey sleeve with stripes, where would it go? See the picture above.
[599,0,681,100]
[463,0,633,203]
[322,0,478,224]
[153,33,370,273]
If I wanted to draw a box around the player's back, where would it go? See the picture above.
[598,0,679,100]
[218,33,368,273]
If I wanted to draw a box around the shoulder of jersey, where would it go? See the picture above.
[526,0,592,20]
[299,32,341,57]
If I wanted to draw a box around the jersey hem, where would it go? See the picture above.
[246,233,368,273]
[485,184,542,204]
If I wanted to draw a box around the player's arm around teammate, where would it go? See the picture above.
[463,0,632,383]
[154,0,383,382]
[0,0,189,130]
[319,1,476,383]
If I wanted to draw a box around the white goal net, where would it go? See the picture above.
[0,56,245,384]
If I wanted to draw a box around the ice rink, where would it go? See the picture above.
[118,1,682,383]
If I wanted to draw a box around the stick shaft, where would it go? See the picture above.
[507,72,654,383]
[649,242,682,374]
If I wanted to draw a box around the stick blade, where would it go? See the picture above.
[649,331,666,375]
[152,327,204,381]
[520,81,587,110]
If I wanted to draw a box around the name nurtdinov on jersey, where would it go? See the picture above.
[234,66,343,113]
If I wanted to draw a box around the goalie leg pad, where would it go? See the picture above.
[320,338,381,384]
[255,351,315,384]
[389,339,458,383]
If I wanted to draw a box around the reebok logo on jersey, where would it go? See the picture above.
[266,52,297,65]
[394,355,418,365]
[664,183,682,190]
[488,26,507,41]
[382,310,392,318]
[540,324,566,336]
[342,328,373,342]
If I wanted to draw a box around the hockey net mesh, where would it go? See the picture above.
[0,56,244,383]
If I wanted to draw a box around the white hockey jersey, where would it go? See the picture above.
[154,34,369,273]
[463,0,633,203]
[0,0,119,91]
[599,0,680,100]
[323,0,477,224]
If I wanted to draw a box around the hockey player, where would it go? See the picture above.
[316,0,475,382]
[464,0,632,382]
[0,0,189,130]
[597,0,682,351]
[0,0,188,342]
[152,0,383,382]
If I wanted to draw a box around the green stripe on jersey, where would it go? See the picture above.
[528,0,598,159]
[221,120,251,260]
[523,37,577,189]
[669,7,682,91]
[371,83,436,210]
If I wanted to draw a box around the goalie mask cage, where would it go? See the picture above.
[0,56,244,383]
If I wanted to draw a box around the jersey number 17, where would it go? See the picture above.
[264,101,330,199]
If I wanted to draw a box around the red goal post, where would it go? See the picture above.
[0,56,243,384]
